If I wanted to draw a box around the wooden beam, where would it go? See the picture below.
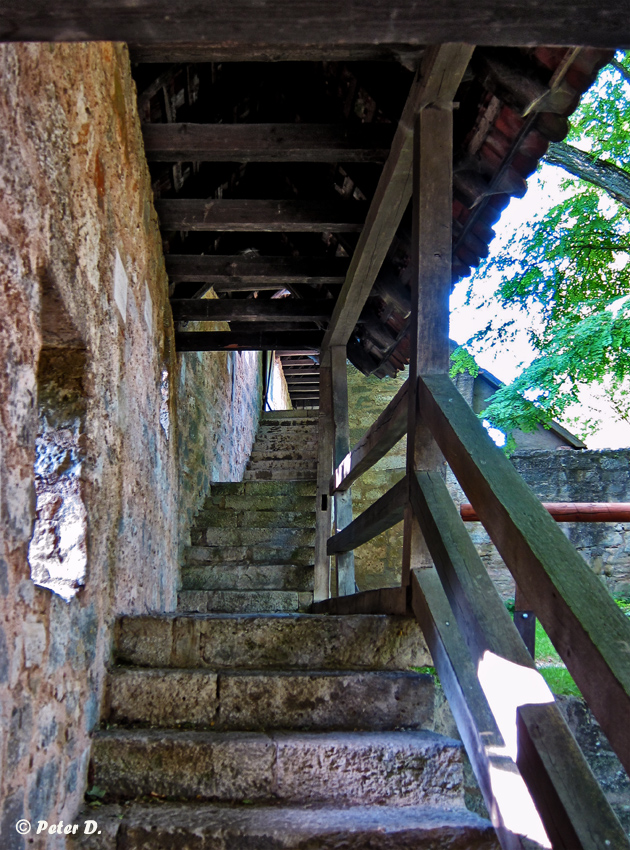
[331,346,355,595]
[409,470,629,849]
[142,123,395,163]
[417,372,630,777]
[175,330,323,351]
[155,199,366,232]
[411,569,546,850]
[3,4,628,50]
[330,378,408,495]
[314,362,333,602]
[165,254,349,286]
[321,44,474,354]
[462,501,630,523]
[328,476,407,555]
[170,299,333,323]
[311,586,410,616]
[131,44,424,63]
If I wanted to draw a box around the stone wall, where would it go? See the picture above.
[0,44,262,847]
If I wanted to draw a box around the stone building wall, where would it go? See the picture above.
[347,363,630,599]
[0,44,261,847]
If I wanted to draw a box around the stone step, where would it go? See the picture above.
[91,729,466,807]
[249,449,318,462]
[178,589,313,614]
[243,469,317,481]
[204,493,316,513]
[190,526,315,548]
[107,667,435,731]
[181,563,314,591]
[208,481,317,498]
[185,544,314,567]
[193,507,315,529]
[260,410,319,422]
[115,614,431,671]
[246,458,317,471]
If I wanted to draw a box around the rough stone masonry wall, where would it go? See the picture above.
[347,363,630,598]
[0,44,261,848]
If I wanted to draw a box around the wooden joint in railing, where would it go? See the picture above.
[416,371,630,779]
[408,469,628,848]
[329,378,408,495]
[327,475,407,555]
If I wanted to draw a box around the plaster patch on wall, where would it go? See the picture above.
[114,249,128,322]
[159,369,170,439]
[144,282,153,335]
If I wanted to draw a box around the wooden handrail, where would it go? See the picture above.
[327,476,407,555]
[417,372,630,778]
[410,470,628,848]
[329,379,408,495]
[461,501,630,523]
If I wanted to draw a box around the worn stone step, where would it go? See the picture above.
[190,526,315,547]
[185,545,314,569]
[115,613,431,671]
[193,507,315,529]
[260,410,318,422]
[249,450,318,462]
[247,458,317,471]
[72,802,498,850]
[178,589,313,614]
[243,469,317,481]
[204,493,316,514]
[107,668,435,731]
[181,563,314,592]
[207,481,316,503]
[91,729,466,807]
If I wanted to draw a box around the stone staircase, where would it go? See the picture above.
[178,411,318,614]
[73,410,498,849]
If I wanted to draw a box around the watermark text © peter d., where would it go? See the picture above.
[15,819,101,836]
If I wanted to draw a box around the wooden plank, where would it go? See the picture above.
[411,568,545,850]
[155,199,366,232]
[175,330,323,351]
[170,299,333,322]
[142,122,395,162]
[330,345,355,595]
[321,44,474,354]
[330,378,408,495]
[328,476,407,555]
[165,254,349,285]
[417,372,630,777]
[131,44,424,63]
[409,470,629,849]
[3,4,629,51]
[462,501,630,523]
[314,361,333,602]
[311,586,410,616]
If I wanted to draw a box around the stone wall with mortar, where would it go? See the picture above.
[347,363,630,599]
[0,44,262,848]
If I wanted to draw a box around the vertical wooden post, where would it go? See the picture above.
[331,344,355,595]
[314,354,333,601]
[402,104,454,585]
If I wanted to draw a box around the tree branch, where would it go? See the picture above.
[611,57,630,86]
[544,141,630,210]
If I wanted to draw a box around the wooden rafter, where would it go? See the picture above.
[171,299,333,323]
[165,255,348,290]
[321,43,475,355]
[175,330,323,351]
[143,123,395,162]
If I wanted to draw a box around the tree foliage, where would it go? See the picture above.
[454,51,630,444]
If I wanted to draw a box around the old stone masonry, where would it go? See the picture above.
[74,412,498,848]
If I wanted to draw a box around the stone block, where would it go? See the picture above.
[108,668,219,727]
[180,563,314,592]
[177,589,303,614]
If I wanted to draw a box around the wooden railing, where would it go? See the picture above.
[313,371,630,849]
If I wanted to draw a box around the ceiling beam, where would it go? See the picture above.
[155,199,366,232]
[175,330,323,351]
[143,123,395,163]
[1,4,627,49]
[165,255,349,287]
[170,299,333,322]
[320,43,475,356]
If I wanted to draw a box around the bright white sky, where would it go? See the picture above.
[449,163,630,450]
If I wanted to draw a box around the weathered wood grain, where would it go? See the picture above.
[409,470,629,849]
[156,199,366,232]
[327,476,407,555]
[165,254,349,287]
[170,299,333,322]
[142,122,394,162]
[418,371,630,778]
[321,43,474,354]
[330,378,408,495]
[175,330,323,351]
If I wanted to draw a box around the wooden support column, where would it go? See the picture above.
[331,345,355,596]
[402,99,455,585]
[313,356,333,602]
